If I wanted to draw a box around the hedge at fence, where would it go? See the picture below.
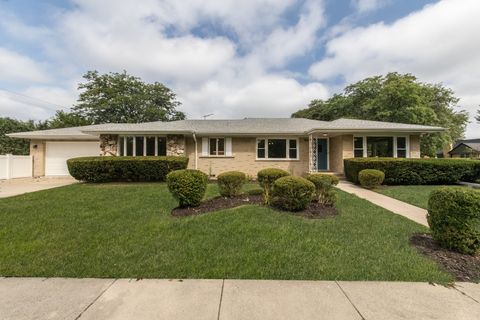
[67,156,189,182]
[344,158,480,185]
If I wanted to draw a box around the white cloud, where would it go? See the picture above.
[0,47,51,84]
[310,0,480,137]
[0,0,328,123]
[178,75,329,119]
[351,0,390,13]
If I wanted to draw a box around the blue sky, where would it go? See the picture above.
[0,0,479,137]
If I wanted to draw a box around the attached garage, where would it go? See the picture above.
[45,141,99,176]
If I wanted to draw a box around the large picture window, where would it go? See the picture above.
[257,138,298,160]
[353,136,409,158]
[118,136,167,156]
[367,137,394,157]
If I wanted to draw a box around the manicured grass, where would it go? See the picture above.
[375,185,465,209]
[0,182,452,282]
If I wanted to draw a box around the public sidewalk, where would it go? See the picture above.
[336,180,429,227]
[1,277,479,320]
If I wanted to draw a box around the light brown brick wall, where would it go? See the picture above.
[186,137,309,177]
[328,134,353,174]
[410,135,421,158]
[329,136,343,173]
[30,140,45,177]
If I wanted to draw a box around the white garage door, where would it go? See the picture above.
[45,141,99,176]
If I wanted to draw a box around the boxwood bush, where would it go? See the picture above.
[271,176,315,211]
[217,171,247,197]
[358,169,385,189]
[166,169,208,207]
[67,156,188,182]
[306,173,339,206]
[427,188,480,255]
[257,168,290,204]
[344,158,480,185]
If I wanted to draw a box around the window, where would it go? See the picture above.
[118,136,166,156]
[209,138,225,156]
[289,140,297,159]
[146,137,156,156]
[354,137,364,158]
[135,137,144,156]
[367,137,393,157]
[158,137,167,156]
[354,136,409,158]
[396,137,407,158]
[268,139,287,158]
[257,139,266,158]
[256,138,298,160]
[126,137,134,156]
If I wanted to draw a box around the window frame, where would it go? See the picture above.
[352,135,410,158]
[209,137,226,156]
[395,136,408,158]
[117,135,167,156]
[256,137,299,161]
[353,136,365,158]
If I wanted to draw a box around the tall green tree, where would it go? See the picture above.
[45,110,90,129]
[292,73,469,156]
[71,70,185,123]
[0,118,37,155]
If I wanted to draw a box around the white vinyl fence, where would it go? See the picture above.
[0,154,33,180]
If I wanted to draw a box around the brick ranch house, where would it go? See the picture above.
[8,118,444,177]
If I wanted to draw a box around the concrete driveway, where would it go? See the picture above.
[0,177,77,198]
[0,278,479,320]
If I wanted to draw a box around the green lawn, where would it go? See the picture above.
[375,185,465,209]
[0,182,452,282]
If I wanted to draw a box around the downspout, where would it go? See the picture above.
[192,132,198,170]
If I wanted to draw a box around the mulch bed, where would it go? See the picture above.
[410,233,480,282]
[171,194,338,219]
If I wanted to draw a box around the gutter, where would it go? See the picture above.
[192,132,198,170]
[305,127,446,135]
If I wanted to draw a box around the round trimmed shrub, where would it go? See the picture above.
[427,188,480,255]
[217,171,247,197]
[306,173,339,206]
[358,169,385,189]
[271,176,315,211]
[166,169,208,207]
[257,168,290,204]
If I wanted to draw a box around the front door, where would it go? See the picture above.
[317,139,328,171]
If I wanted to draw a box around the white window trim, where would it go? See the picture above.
[256,137,299,161]
[200,137,233,157]
[117,135,166,156]
[352,135,410,158]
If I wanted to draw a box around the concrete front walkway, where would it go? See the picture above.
[0,177,77,198]
[0,278,479,320]
[337,181,429,227]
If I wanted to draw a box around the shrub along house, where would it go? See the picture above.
[7,118,444,177]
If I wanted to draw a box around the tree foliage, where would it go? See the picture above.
[292,73,469,156]
[476,109,480,123]
[0,118,36,155]
[71,70,185,123]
